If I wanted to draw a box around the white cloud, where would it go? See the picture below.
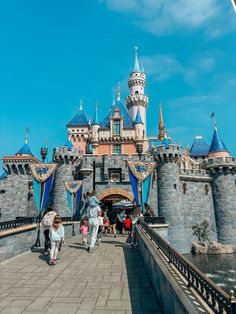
[101,0,236,37]
[141,54,184,81]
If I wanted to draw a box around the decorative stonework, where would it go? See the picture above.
[97,188,134,203]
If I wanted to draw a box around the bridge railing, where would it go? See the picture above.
[143,216,165,224]
[139,220,236,314]
[0,216,78,231]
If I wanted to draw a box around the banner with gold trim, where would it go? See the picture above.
[127,161,156,181]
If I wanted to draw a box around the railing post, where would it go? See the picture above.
[229,290,236,314]
[168,246,171,263]
[187,265,191,288]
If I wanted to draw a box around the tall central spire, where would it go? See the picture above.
[158,103,166,141]
[79,99,83,111]
[25,127,29,144]
[117,82,121,101]
[133,46,141,73]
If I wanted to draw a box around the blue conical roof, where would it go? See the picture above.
[134,108,143,124]
[133,54,141,72]
[92,109,100,125]
[16,144,33,156]
[66,109,88,127]
[100,100,134,129]
[64,139,73,150]
[209,128,228,154]
[190,136,209,157]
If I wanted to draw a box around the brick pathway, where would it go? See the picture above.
[0,235,162,314]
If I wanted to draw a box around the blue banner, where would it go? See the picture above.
[128,169,139,206]
[141,175,151,211]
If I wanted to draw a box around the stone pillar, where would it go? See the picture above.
[155,145,189,254]
[204,157,236,244]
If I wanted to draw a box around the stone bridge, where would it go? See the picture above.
[0,221,234,314]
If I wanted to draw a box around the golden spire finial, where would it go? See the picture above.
[158,102,166,141]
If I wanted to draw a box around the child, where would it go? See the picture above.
[125,215,132,235]
[103,216,110,236]
[49,214,64,265]
[97,211,104,245]
[80,218,89,248]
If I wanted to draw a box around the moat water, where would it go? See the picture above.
[185,253,236,293]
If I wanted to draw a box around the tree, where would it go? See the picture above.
[192,220,214,242]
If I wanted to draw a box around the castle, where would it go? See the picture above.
[1,48,236,254]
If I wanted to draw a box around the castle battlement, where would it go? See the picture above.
[154,144,182,162]
[203,156,236,174]
[126,95,148,108]
[53,146,82,163]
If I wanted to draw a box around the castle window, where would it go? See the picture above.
[135,91,139,95]
[114,144,121,156]
[113,120,120,135]
[0,190,6,194]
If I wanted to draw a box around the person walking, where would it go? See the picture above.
[87,190,101,253]
[49,214,65,265]
[117,209,126,234]
[80,218,89,248]
[107,208,117,238]
[41,207,57,255]
[130,207,143,247]
[97,210,104,245]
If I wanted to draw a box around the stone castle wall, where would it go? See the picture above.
[0,174,37,221]
[180,178,217,246]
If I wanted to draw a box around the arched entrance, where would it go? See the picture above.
[97,188,135,212]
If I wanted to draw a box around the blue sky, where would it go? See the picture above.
[0,0,236,163]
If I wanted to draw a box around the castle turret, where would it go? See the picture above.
[91,105,100,155]
[66,100,90,154]
[52,145,82,217]
[154,143,189,253]
[204,121,236,245]
[126,47,148,139]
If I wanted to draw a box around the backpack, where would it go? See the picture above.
[42,211,56,228]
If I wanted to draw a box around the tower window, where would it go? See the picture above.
[113,120,120,135]
[114,144,121,156]
[135,91,139,95]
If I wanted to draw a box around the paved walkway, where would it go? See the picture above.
[0,235,162,314]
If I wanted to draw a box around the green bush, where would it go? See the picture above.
[192,220,214,242]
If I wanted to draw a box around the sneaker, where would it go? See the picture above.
[114,234,117,238]
[88,247,93,253]
[49,259,55,265]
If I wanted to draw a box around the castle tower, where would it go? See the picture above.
[204,121,236,245]
[158,103,166,141]
[126,47,148,138]
[154,143,189,254]
[91,105,100,155]
[51,145,82,217]
[66,100,90,154]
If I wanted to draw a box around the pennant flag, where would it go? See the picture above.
[65,181,83,216]
[30,163,57,183]
[128,169,140,206]
[127,161,156,181]
[128,162,156,209]
[30,163,57,213]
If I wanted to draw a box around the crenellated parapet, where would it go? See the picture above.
[154,144,182,163]
[53,146,82,164]
[202,156,236,175]
[126,94,148,109]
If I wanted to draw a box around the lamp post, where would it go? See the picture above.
[136,143,143,160]
[41,146,48,163]
[32,146,48,248]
